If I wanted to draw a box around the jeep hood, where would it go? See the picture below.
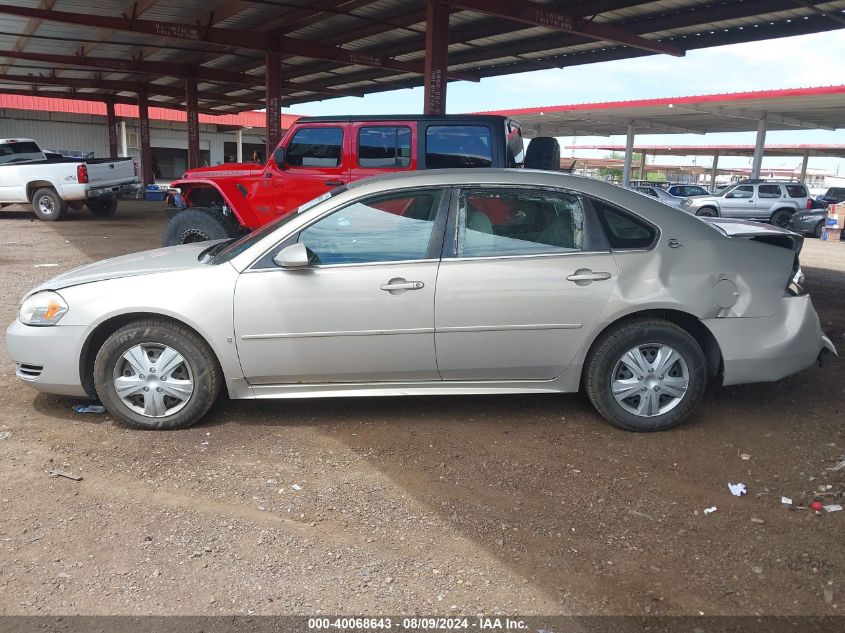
[29,242,220,294]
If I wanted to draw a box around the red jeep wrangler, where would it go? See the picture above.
[163,114,560,245]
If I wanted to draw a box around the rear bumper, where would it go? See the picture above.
[87,182,141,199]
[703,295,837,386]
[5,320,89,397]
[788,215,825,235]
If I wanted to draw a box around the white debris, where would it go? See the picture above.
[781,496,793,506]
[826,459,845,472]
[703,506,717,515]
[740,453,751,461]
[291,484,302,491]
[728,482,747,497]
[823,504,843,513]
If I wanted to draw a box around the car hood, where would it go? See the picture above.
[30,242,218,294]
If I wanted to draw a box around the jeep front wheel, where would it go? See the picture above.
[161,208,239,246]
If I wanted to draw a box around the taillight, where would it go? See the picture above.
[133,159,139,177]
[807,198,812,209]
[76,164,89,184]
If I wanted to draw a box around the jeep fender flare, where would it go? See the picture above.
[169,178,261,229]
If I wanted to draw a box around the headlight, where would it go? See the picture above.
[19,291,68,326]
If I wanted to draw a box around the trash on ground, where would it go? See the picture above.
[72,404,106,414]
[291,484,302,491]
[0,431,11,440]
[728,482,747,497]
[48,469,83,481]
[823,504,843,513]
[740,453,751,460]
[827,459,845,472]
[781,496,793,506]
[34,263,59,268]
[703,506,717,515]
[750,517,765,524]
[811,500,824,513]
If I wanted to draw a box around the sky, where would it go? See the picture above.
[287,30,845,174]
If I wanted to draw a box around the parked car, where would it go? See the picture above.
[632,185,684,207]
[0,138,139,221]
[788,204,828,238]
[679,180,812,227]
[162,114,556,246]
[8,170,835,433]
[818,187,845,205]
[665,184,710,197]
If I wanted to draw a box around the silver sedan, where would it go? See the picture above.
[6,170,837,432]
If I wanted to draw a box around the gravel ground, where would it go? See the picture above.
[0,201,843,616]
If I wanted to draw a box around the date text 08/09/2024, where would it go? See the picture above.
[307,617,528,630]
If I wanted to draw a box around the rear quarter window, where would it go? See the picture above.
[785,184,808,198]
[591,198,658,250]
[425,125,493,168]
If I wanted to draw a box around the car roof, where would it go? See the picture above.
[295,114,512,124]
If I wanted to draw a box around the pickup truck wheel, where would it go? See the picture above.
[695,207,718,217]
[814,220,824,238]
[524,136,561,170]
[771,209,793,229]
[86,198,118,217]
[32,188,66,221]
[161,208,238,246]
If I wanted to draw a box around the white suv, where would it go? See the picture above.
[680,180,811,228]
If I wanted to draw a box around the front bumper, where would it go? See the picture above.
[5,320,89,397]
[703,295,837,386]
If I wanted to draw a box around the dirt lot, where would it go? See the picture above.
[0,200,843,617]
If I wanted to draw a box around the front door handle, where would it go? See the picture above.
[325,180,344,187]
[380,278,425,294]
[566,269,612,285]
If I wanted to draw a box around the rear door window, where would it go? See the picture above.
[785,184,808,198]
[286,127,344,168]
[358,126,411,168]
[758,184,782,198]
[425,125,493,168]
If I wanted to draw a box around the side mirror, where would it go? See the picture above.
[273,243,310,268]
[273,147,286,167]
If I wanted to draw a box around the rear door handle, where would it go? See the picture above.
[325,180,344,187]
[380,278,425,293]
[566,269,612,285]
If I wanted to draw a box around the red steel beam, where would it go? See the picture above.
[265,50,282,158]
[185,75,200,170]
[0,87,225,114]
[424,0,450,115]
[451,0,683,57]
[0,4,477,81]
[138,91,153,186]
[105,97,118,158]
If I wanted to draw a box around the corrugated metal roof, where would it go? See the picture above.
[0,0,843,113]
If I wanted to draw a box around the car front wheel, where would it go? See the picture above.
[695,207,718,217]
[93,319,222,430]
[584,319,708,431]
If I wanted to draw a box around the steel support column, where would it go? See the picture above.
[424,0,450,115]
[265,50,283,160]
[710,151,720,191]
[137,91,153,186]
[120,120,128,157]
[236,129,243,163]
[799,149,810,182]
[638,151,647,180]
[622,123,635,188]
[750,116,767,179]
[186,75,200,170]
[105,99,118,159]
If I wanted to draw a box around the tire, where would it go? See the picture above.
[524,136,561,171]
[813,220,824,239]
[161,208,239,246]
[86,198,118,217]
[770,209,793,229]
[93,319,222,430]
[584,319,708,432]
[31,187,66,221]
[695,207,718,218]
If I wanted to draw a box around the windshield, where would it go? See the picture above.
[0,141,44,164]
[208,186,347,264]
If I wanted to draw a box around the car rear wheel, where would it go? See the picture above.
[695,207,718,218]
[770,209,793,229]
[93,319,222,430]
[161,208,240,246]
[86,198,118,217]
[32,188,66,221]
[584,319,708,432]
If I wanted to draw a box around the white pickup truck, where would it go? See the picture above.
[0,138,140,221]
